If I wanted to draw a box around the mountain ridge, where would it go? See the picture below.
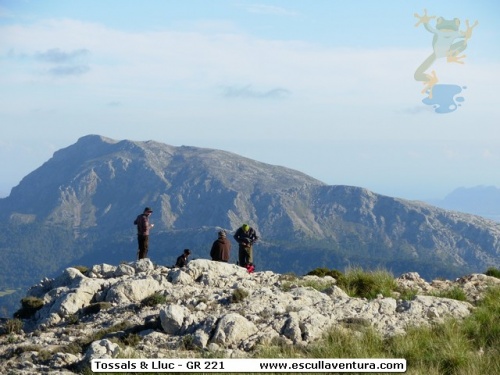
[1,135,500,316]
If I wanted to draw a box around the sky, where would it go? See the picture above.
[1,0,499,201]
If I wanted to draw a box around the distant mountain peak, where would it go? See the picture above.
[0,134,499,320]
[77,134,118,144]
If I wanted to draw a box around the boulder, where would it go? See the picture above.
[84,339,120,362]
[159,304,191,335]
[211,313,258,348]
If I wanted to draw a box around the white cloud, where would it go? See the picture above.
[1,18,499,143]
[244,4,299,17]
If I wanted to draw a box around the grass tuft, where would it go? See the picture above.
[337,267,396,299]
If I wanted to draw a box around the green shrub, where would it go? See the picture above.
[231,288,249,303]
[66,314,79,325]
[122,333,141,347]
[181,334,196,350]
[37,349,53,362]
[14,296,44,319]
[485,266,500,279]
[82,302,113,315]
[57,342,83,355]
[88,321,133,343]
[4,318,23,334]
[141,292,167,307]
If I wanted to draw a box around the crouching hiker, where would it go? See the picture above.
[175,249,191,268]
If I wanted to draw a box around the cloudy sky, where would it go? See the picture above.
[1,0,499,200]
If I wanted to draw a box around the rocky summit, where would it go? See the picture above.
[1,259,499,374]
[2,135,500,318]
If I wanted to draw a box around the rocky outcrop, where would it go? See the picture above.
[1,259,499,374]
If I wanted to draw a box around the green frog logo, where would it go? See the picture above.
[414,9,478,113]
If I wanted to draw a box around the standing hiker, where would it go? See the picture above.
[233,223,258,268]
[134,207,154,259]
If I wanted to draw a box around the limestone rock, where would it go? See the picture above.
[210,313,258,348]
[1,260,496,375]
[84,339,120,362]
[159,304,190,334]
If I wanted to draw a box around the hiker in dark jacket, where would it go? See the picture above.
[210,230,231,262]
[175,249,191,268]
[134,207,154,259]
[233,224,258,267]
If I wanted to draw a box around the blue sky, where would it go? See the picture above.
[1,0,499,200]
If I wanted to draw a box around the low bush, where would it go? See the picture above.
[4,318,23,334]
[141,293,167,307]
[231,288,249,303]
[14,296,44,319]
[485,266,500,279]
[121,333,141,347]
[82,302,113,315]
[88,321,133,343]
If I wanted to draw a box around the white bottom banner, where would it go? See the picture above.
[92,358,406,372]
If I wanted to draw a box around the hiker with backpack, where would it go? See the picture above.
[233,224,258,268]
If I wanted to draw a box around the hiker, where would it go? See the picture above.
[210,230,231,262]
[134,207,154,260]
[233,223,258,268]
[175,249,191,268]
